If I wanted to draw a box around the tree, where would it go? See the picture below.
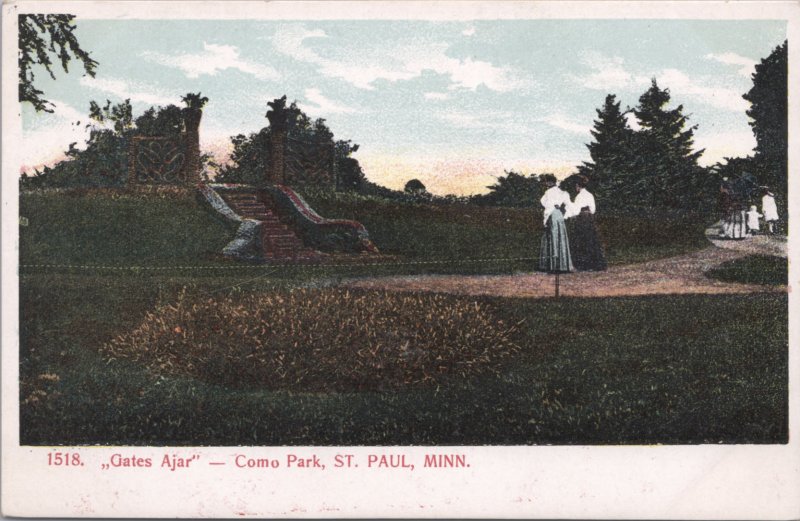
[18,14,98,112]
[632,79,705,210]
[21,95,204,189]
[404,179,427,193]
[218,96,365,191]
[743,40,787,208]
[578,94,636,205]
[471,170,541,207]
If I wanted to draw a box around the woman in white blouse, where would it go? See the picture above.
[537,174,573,273]
[568,176,607,271]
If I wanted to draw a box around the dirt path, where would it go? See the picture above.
[343,228,787,299]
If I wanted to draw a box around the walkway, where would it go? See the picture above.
[343,227,787,299]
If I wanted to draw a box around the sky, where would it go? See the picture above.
[21,19,786,195]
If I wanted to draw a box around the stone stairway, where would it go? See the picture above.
[219,190,321,261]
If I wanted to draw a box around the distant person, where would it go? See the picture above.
[568,176,607,271]
[761,187,779,235]
[746,205,762,235]
[718,177,746,240]
[537,174,573,273]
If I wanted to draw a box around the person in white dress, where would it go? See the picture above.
[761,188,779,234]
[746,205,762,235]
[537,175,573,273]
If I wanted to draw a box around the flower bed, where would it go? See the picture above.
[102,288,522,391]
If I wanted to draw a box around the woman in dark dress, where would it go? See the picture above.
[718,177,747,239]
[568,176,607,271]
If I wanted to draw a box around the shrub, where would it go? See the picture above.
[101,288,523,391]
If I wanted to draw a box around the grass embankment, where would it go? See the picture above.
[20,275,787,445]
[303,189,711,268]
[20,189,709,276]
[20,188,236,267]
[706,255,788,286]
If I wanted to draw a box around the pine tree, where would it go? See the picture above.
[633,79,704,210]
[743,40,787,208]
[579,94,636,207]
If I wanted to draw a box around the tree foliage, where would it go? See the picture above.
[217,96,366,191]
[471,170,542,208]
[743,40,787,205]
[577,94,636,203]
[18,14,98,112]
[579,80,711,213]
[404,179,427,193]
[632,79,707,210]
[21,96,204,189]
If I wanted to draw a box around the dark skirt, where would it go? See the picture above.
[722,209,747,239]
[569,210,607,271]
[537,208,573,273]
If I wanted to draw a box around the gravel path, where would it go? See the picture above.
[343,228,787,299]
[705,221,788,258]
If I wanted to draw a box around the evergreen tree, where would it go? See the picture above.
[633,79,705,210]
[579,94,636,206]
[743,40,787,208]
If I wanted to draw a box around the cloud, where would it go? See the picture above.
[20,100,91,172]
[298,88,357,115]
[79,76,177,106]
[143,42,279,81]
[424,92,450,100]
[538,113,591,135]
[577,52,648,91]
[271,24,529,92]
[272,25,327,63]
[655,68,750,112]
[576,52,749,113]
[439,111,494,129]
[705,52,756,77]
[400,43,529,92]
[625,112,642,131]
[694,130,756,166]
[437,109,587,137]
[437,110,519,130]
[462,26,476,36]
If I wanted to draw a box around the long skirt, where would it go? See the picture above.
[722,209,747,239]
[538,209,573,273]
[569,210,607,271]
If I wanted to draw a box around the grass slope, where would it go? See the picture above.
[20,189,709,275]
[20,190,235,267]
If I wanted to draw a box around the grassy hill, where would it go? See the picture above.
[20,189,235,267]
[20,188,710,273]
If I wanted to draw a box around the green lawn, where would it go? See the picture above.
[706,254,788,286]
[20,275,788,445]
[17,189,787,446]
